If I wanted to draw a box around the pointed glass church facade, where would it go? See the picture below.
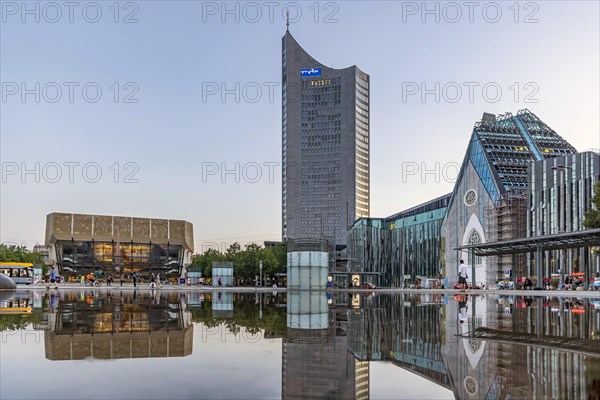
[348,109,579,287]
[444,110,576,287]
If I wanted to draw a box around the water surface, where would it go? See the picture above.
[1,289,599,399]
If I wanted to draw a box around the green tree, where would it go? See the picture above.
[236,243,262,279]
[270,242,288,271]
[225,242,242,266]
[259,247,279,277]
[583,182,600,228]
[226,242,241,257]
[190,248,225,278]
[0,244,45,266]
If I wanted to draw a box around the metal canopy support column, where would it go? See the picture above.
[536,297,543,340]
[536,242,543,289]
[584,246,590,290]
[471,248,476,289]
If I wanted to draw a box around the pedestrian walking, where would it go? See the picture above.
[156,273,161,288]
[132,273,137,288]
[48,267,58,289]
[458,294,468,324]
[458,260,468,292]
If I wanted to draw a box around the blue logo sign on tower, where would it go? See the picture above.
[301,68,321,77]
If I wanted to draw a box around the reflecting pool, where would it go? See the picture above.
[1,289,599,399]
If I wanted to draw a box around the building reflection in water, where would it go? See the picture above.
[1,290,598,399]
[348,292,451,389]
[39,290,193,360]
[284,291,600,400]
[212,291,233,318]
[283,291,369,400]
[445,294,600,399]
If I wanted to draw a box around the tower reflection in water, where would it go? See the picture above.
[1,290,598,399]
[42,290,193,360]
[283,291,369,400]
[281,291,600,400]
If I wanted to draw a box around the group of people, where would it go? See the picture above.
[561,275,583,290]
[43,269,172,288]
[149,272,163,289]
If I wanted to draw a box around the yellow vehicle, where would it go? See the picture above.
[0,262,34,285]
[0,293,32,314]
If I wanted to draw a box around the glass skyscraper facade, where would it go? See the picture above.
[527,151,600,279]
[282,29,369,247]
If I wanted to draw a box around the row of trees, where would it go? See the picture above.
[190,242,287,279]
[0,244,45,267]
[189,293,287,336]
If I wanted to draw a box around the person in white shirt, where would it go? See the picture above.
[458,259,468,292]
[459,295,468,324]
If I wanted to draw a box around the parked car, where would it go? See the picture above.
[362,282,377,289]
[423,278,440,289]
[496,281,514,290]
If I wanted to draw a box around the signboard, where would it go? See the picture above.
[504,269,511,277]
[179,277,186,285]
[301,68,321,77]
[404,275,411,279]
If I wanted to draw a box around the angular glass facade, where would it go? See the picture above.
[444,110,576,287]
[347,194,450,287]
[388,195,449,287]
[350,110,578,287]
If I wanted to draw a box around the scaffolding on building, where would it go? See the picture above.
[493,190,528,281]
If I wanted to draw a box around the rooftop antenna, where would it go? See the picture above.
[286,10,289,31]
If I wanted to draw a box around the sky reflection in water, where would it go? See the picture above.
[0,289,599,399]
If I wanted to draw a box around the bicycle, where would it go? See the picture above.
[84,279,101,287]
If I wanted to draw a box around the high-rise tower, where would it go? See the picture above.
[282,29,370,247]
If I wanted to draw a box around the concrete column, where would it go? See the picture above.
[536,242,543,288]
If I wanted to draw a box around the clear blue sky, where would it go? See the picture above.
[1,1,599,252]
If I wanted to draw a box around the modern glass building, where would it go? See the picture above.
[444,110,576,287]
[282,28,370,247]
[345,217,386,284]
[347,194,450,287]
[527,151,600,280]
[45,213,194,278]
[387,194,450,287]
